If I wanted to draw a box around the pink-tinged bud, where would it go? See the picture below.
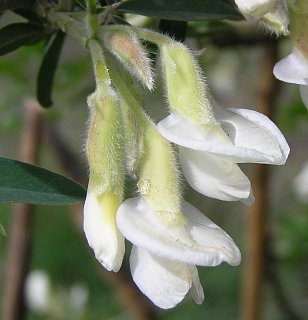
[102,29,154,90]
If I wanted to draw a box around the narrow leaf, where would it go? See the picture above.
[0,157,86,205]
[0,0,34,11]
[158,20,187,42]
[0,23,46,56]
[13,8,43,23]
[37,31,65,108]
[118,0,243,21]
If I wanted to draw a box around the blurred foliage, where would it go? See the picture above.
[278,93,308,131]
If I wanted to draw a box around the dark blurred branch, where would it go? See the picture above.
[46,124,158,320]
[2,99,43,320]
[158,19,187,42]
[241,43,278,320]
[0,0,34,11]
[209,31,276,48]
[264,244,303,320]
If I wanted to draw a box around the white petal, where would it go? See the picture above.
[299,85,308,109]
[187,265,204,304]
[117,197,241,267]
[215,106,290,164]
[130,246,191,309]
[83,192,125,272]
[260,0,289,36]
[235,0,275,17]
[183,201,241,266]
[158,111,289,164]
[179,146,253,203]
[273,51,308,85]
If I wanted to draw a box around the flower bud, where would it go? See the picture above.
[261,0,289,35]
[138,125,184,225]
[84,88,125,271]
[102,28,154,90]
[119,97,144,177]
[86,88,125,196]
[234,0,276,18]
[160,42,214,126]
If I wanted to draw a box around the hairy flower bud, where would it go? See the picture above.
[84,88,125,271]
[119,97,144,177]
[160,42,214,125]
[86,88,124,196]
[261,0,289,35]
[102,28,154,90]
[138,125,184,225]
[235,0,276,18]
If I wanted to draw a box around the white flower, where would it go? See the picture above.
[273,50,308,108]
[83,190,125,272]
[235,0,289,35]
[235,0,276,18]
[157,105,289,203]
[273,50,308,85]
[130,246,204,309]
[260,0,289,36]
[116,197,241,308]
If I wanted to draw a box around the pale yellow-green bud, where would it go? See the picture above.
[291,0,308,60]
[160,42,215,126]
[138,125,186,225]
[102,28,154,90]
[86,88,125,198]
[261,0,290,36]
[119,97,144,177]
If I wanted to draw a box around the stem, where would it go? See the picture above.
[2,99,43,320]
[88,39,111,87]
[86,0,99,37]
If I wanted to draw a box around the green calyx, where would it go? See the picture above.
[86,89,125,198]
[138,125,186,226]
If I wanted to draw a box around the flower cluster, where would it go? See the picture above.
[82,19,289,308]
[235,0,308,109]
[235,0,290,35]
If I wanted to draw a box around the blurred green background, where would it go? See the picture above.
[1,10,308,320]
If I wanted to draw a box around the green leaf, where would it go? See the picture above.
[0,23,46,56]
[37,31,65,108]
[13,8,43,23]
[0,157,86,205]
[118,0,243,21]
